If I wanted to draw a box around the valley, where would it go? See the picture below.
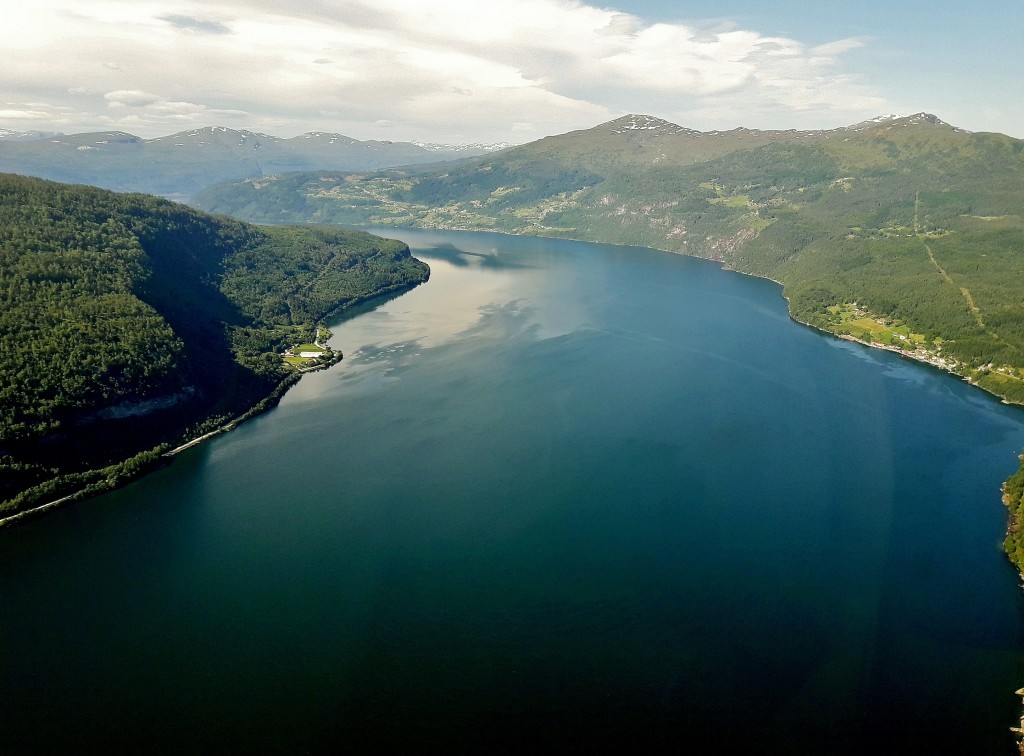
[195,113,1024,403]
[192,112,1024,576]
[7,111,1024,563]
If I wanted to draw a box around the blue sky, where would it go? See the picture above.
[1,0,1021,142]
[613,0,1023,134]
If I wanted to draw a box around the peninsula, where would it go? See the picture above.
[0,173,428,522]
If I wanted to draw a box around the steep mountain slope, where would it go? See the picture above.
[0,127,508,200]
[195,113,1024,401]
[0,173,428,517]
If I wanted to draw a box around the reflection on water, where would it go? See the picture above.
[335,255,520,350]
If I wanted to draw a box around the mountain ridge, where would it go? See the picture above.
[0,125,510,200]
[0,123,512,151]
[593,111,963,138]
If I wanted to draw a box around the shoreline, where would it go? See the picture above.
[0,373,299,530]
[386,223,1021,408]
[0,278,428,530]
[5,222,1024,741]
[786,307,1020,407]
[0,361,323,529]
[374,223,1024,416]
[709,259,1018,405]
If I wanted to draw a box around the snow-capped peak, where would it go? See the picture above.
[606,114,700,136]
[295,132,359,146]
[847,113,961,132]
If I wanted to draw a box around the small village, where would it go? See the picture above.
[829,302,1024,400]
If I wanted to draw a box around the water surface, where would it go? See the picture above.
[3,229,1024,753]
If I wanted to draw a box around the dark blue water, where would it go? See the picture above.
[3,229,1024,753]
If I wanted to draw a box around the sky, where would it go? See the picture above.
[2,0,1022,144]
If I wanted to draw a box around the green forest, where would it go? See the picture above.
[0,173,428,518]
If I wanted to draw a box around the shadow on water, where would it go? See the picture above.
[415,242,532,269]
[327,282,429,329]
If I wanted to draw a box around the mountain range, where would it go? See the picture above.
[0,126,508,200]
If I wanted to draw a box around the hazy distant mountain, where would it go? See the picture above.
[0,126,508,200]
[194,112,1024,406]
[0,129,60,141]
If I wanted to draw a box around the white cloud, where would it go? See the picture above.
[104,89,163,107]
[0,108,53,121]
[0,0,889,141]
[159,14,232,35]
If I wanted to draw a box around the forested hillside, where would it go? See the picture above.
[0,174,428,517]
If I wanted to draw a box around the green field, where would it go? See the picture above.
[284,342,328,367]
[828,304,928,348]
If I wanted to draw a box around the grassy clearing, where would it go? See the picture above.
[710,194,751,208]
[828,304,928,346]
[283,341,328,368]
[976,371,1024,391]
[740,212,774,231]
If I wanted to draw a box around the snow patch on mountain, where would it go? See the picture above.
[297,132,359,146]
[607,114,700,136]
[846,113,966,133]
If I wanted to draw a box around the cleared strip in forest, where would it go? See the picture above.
[923,241,986,329]
[920,241,1024,355]
[959,286,985,329]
